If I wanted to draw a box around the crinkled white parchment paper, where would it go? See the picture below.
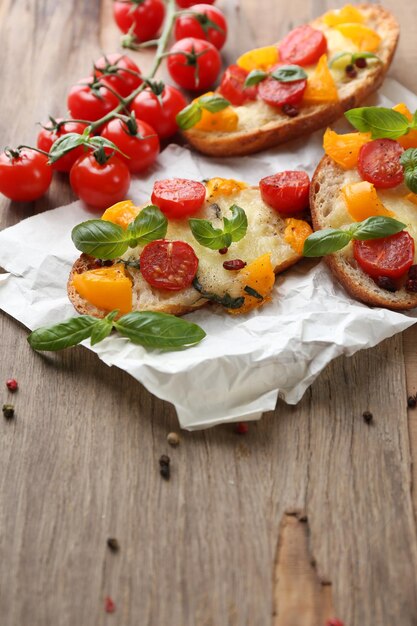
[1,78,417,430]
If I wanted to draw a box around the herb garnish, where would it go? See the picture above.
[189,204,248,250]
[345,106,417,140]
[244,64,307,88]
[401,148,417,194]
[192,277,244,309]
[176,94,231,130]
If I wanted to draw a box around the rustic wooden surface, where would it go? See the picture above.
[1,1,417,624]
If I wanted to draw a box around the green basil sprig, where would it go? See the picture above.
[345,106,417,140]
[401,148,417,193]
[189,204,248,250]
[71,205,167,260]
[303,216,406,257]
[244,64,307,88]
[176,94,231,131]
[329,51,381,69]
[28,310,206,352]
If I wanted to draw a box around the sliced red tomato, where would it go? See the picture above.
[94,54,142,98]
[260,171,310,214]
[37,119,88,172]
[151,179,206,218]
[218,65,258,106]
[258,76,306,108]
[140,239,199,291]
[279,25,327,66]
[358,139,404,189]
[354,231,414,279]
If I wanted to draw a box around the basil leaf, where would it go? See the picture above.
[48,132,86,164]
[127,205,168,245]
[199,94,230,113]
[303,229,352,257]
[176,102,202,130]
[223,204,248,242]
[71,220,129,260]
[351,216,406,240]
[90,317,113,346]
[351,52,381,62]
[28,315,99,351]
[401,148,417,193]
[244,69,268,87]
[271,65,307,82]
[328,51,352,68]
[410,111,417,131]
[189,218,232,250]
[192,276,244,309]
[345,107,410,139]
[114,311,206,349]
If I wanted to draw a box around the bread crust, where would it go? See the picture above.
[310,156,417,311]
[183,4,399,157]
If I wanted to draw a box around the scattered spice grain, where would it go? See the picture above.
[362,410,373,424]
[107,538,120,553]
[6,379,18,392]
[167,432,180,447]
[2,404,14,420]
[105,596,116,613]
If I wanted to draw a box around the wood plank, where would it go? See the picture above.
[0,1,417,625]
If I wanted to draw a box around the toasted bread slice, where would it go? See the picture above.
[68,185,308,318]
[183,4,399,157]
[310,156,417,310]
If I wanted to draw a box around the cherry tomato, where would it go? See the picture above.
[358,139,404,189]
[152,178,206,218]
[279,25,327,67]
[0,149,52,202]
[177,0,215,6]
[218,65,258,106]
[258,75,307,108]
[37,120,88,173]
[113,0,165,42]
[67,77,120,122]
[70,153,131,209]
[259,171,310,214]
[130,85,187,139]
[140,239,199,290]
[94,54,142,98]
[174,4,227,50]
[353,231,414,279]
[167,37,221,91]
[100,118,160,173]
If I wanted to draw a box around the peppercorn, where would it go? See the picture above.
[235,422,249,434]
[159,454,171,480]
[281,103,299,117]
[6,379,18,392]
[354,57,367,69]
[345,64,358,78]
[362,410,373,424]
[218,247,228,255]
[167,432,180,447]
[375,276,397,292]
[407,395,417,409]
[104,596,116,613]
[325,619,344,626]
[107,538,120,553]
[408,265,417,279]
[406,278,417,293]
[223,259,246,271]
[2,404,15,420]
[159,454,170,467]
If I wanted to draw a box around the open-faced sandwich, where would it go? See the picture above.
[68,174,313,318]
[307,103,417,310]
[179,4,399,157]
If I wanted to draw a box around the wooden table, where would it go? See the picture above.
[1,1,417,624]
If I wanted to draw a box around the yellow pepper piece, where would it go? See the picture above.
[392,103,417,149]
[405,193,417,206]
[284,219,313,255]
[206,177,248,198]
[334,23,381,52]
[101,200,139,230]
[341,181,393,222]
[323,128,371,169]
[303,55,339,104]
[322,5,364,26]
[228,253,275,315]
[193,92,238,132]
[72,264,132,315]
[236,45,279,72]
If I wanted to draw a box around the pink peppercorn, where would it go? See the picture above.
[105,596,115,613]
[325,619,344,626]
[235,422,249,434]
[223,259,246,271]
[6,379,18,392]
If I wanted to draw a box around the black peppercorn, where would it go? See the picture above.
[375,276,397,292]
[407,395,417,409]
[362,410,373,424]
[406,279,417,293]
[107,538,120,552]
[2,404,14,420]
[160,464,170,480]
[354,57,367,69]
[159,454,170,467]
[345,64,358,79]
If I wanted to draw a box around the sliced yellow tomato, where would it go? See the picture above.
[323,128,371,169]
[284,219,313,255]
[334,23,381,52]
[101,200,139,230]
[323,5,364,26]
[405,192,417,206]
[72,264,132,315]
[392,103,417,149]
[193,92,238,132]
[341,181,393,221]
[206,177,248,198]
[228,254,275,315]
[303,55,339,104]
[236,45,279,72]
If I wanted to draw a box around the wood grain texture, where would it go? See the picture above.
[1,1,417,625]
